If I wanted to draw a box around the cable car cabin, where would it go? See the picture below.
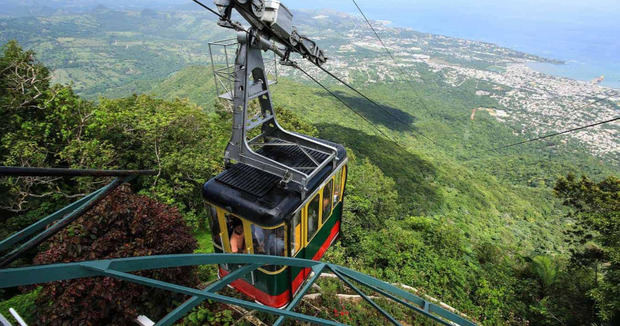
[203,142,347,308]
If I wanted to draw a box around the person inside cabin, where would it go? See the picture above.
[230,219,245,253]
[323,182,333,219]
[265,228,284,256]
[252,225,265,254]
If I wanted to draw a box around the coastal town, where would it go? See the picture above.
[285,11,619,159]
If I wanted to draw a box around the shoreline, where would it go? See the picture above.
[526,61,620,90]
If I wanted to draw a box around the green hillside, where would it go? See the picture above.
[138,65,616,253]
[127,65,619,324]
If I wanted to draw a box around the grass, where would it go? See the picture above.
[194,229,214,254]
[0,288,40,325]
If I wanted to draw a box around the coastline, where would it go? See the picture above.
[527,61,620,90]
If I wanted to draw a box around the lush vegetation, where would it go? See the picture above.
[34,185,199,325]
[551,174,620,324]
[0,26,618,326]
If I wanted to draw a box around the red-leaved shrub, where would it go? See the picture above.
[34,185,199,325]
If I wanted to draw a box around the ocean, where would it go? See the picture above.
[288,0,620,89]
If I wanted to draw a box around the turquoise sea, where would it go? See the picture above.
[527,62,620,89]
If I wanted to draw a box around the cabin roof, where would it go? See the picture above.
[203,139,346,227]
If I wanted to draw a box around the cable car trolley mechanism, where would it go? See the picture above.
[203,0,348,307]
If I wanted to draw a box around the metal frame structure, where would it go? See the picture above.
[0,254,476,326]
[219,31,341,197]
[209,38,238,100]
[0,167,155,268]
[209,38,278,101]
[206,0,343,197]
[0,166,476,326]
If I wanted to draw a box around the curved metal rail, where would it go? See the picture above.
[0,167,155,268]
[0,254,476,326]
[1,168,475,325]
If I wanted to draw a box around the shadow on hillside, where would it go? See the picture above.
[316,90,416,132]
[317,123,443,215]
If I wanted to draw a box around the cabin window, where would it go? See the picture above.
[307,194,320,241]
[251,225,266,254]
[226,215,246,253]
[291,211,301,256]
[251,224,285,257]
[267,226,285,256]
[207,204,222,249]
[333,168,343,203]
[322,179,333,223]
[250,224,286,272]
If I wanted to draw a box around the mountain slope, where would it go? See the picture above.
[136,65,579,252]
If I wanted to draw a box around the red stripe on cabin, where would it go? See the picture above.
[218,220,341,308]
[313,220,340,260]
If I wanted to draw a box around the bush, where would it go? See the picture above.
[181,304,234,326]
[33,185,199,325]
[0,288,40,325]
[339,152,400,251]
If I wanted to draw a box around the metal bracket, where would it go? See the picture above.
[216,30,340,197]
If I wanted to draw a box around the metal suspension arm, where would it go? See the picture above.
[213,0,327,65]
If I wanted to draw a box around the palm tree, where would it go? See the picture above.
[531,255,558,296]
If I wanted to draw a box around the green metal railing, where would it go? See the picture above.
[0,254,476,326]
[0,166,477,326]
[0,167,155,268]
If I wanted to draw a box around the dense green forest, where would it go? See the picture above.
[0,31,618,326]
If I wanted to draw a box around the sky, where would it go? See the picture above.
[284,0,619,27]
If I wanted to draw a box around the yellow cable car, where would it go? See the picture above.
[203,143,347,307]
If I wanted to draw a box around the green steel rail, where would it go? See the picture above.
[0,167,156,268]
[0,177,131,268]
[0,254,476,326]
[1,168,476,325]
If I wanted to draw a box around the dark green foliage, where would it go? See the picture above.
[33,185,199,325]
[88,94,229,230]
[180,304,234,326]
[0,41,99,243]
[0,40,50,139]
[338,152,400,251]
[554,174,620,323]
[0,41,230,240]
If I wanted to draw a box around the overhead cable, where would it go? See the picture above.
[195,0,431,147]
[192,0,223,18]
[313,64,438,146]
[349,0,438,146]
[294,64,408,150]
[491,117,619,151]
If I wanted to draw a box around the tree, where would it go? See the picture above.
[0,41,229,236]
[34,185,199,325]
[0,40,51,139]
[86,95,229,230]
[337,152,399,250]
[554,174,620,322]
[530,255,557,296]
[1,41,94,242]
